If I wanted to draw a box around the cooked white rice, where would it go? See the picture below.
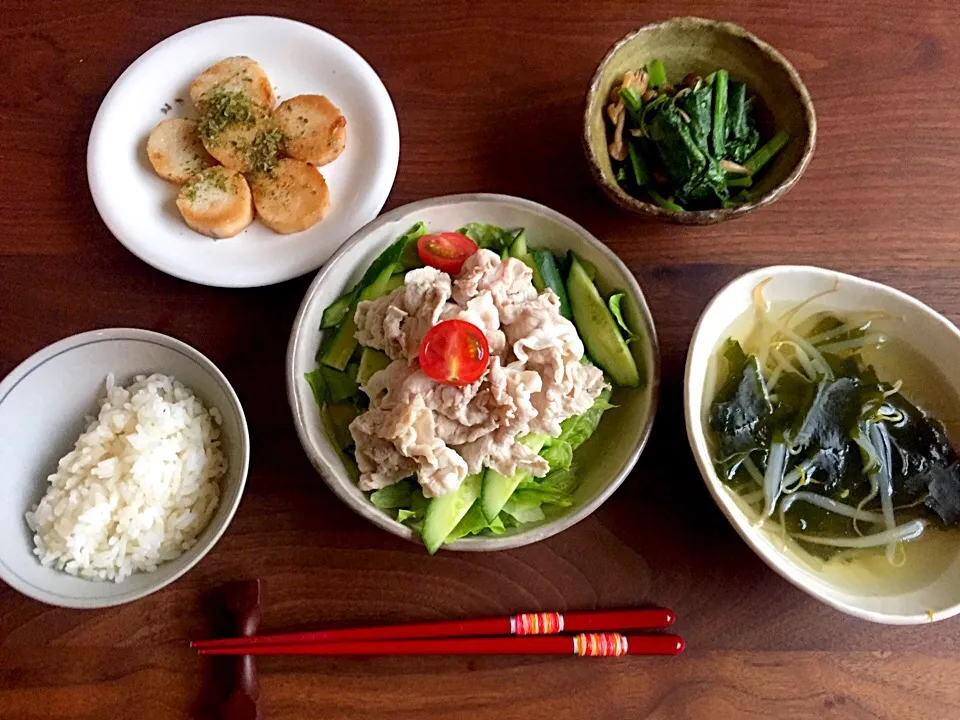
[25,373,226,582]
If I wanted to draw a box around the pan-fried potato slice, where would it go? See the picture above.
[251,158,329,234]
[190,56,275,110]
[146,118,216,183]
[176,167,254,239]
[200,106,282,173]
[273,95,347,166]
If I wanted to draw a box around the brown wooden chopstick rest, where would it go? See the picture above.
[220,579,262,720]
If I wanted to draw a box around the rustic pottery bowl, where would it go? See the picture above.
[583,17,816,225]
[685,266,960,624]
[288,193,660,551]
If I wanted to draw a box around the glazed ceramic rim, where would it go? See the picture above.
[0,328,250,608]
[86,15,400,288]
[287,193,661,551]
[583,16,817,224]
[684,265,960,624]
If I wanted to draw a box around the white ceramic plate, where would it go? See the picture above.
[87,16,399,287]
[685,266,960,624]
[0,329,249,608]
[287,193,660,551]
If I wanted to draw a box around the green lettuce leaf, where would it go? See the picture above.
[541,440,573,471]
[396,509,418,523]
[557,388,615,450]
[608,293,637,343]
[457,223,515,252]
[502,496,546,524]
[538,468,580,496]
[369,479,416,509]
[398,221,430,270]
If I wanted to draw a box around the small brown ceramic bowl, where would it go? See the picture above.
[583,17,816,225]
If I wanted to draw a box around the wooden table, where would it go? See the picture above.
[2,1,960,718]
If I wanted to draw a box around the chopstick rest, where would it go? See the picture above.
[220,580,262,720]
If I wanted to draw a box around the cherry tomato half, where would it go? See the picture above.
[419,319,490,386]
[417,232,478,274]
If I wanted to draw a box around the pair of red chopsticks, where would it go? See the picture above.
[192,608,683,657]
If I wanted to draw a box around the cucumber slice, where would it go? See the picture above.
[508,230,546,290]
[531,250,571,319]
[566,255,641,388]
[480,434,549,522]
[320,403,359,481]
[422,472,484,554]
[357,347,391,385]
[321,263,395,370]
[385,272,406,293]
[321,364,359,402]
[508,229,529,258]
[320,291,356,329]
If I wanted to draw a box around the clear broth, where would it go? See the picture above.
[704,302,960,596]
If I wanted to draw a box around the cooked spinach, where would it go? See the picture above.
[606,59,787,211]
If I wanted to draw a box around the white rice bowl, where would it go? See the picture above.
[25,373,226,582]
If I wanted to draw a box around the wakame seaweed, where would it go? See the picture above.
[606,59,787,211]
[708,309,960,562]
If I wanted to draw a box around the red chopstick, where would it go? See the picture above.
[191,608,674,649]
[197,633,684,657]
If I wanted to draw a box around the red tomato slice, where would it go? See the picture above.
[419,320,490,386]
[417,232,478,274]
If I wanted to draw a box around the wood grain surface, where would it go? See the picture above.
[2,1,960,718]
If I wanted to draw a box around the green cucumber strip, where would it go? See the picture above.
[321,364,359,402]
[566,255,640,387]
[508,229,528,258]
[357,347,391,385]
[480,434,549,522]
[422,472,484,554]
[321,263,395,370]
[320,403,359,481]
[385,272,406,293]
[532,250,572,320]
[320,291,356,329]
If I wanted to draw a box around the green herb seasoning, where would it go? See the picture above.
[248,127,286,175]
[182,168,229,202]
[196,89,257,146]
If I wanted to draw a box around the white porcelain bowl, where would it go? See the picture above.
[685,265,960,624]
[0,329,249,608]
[287,193,660,551]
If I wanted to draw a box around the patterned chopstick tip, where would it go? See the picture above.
[572,633,629,657]
[510,612,564,635]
